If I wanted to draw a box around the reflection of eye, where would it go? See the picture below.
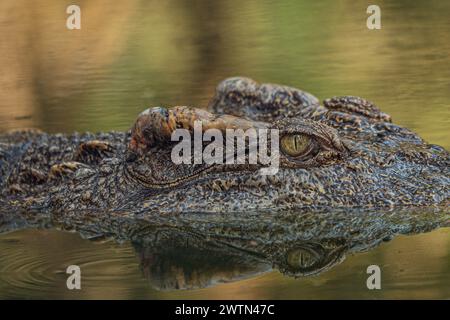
[280,134,312,157]
[286,248,318,269]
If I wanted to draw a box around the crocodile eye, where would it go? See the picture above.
[280,134,312,157]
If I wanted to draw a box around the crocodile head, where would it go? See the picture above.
[109,77,448,213]
[2,77,449,213]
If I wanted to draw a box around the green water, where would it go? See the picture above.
[0,0,449,299]
[0,228,449,299]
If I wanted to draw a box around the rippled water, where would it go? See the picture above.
[0,0,449,299]
[0,227,449,299]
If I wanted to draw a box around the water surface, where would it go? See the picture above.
[0,227,449,299]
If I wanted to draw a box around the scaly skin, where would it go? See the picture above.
[0,77,449,214]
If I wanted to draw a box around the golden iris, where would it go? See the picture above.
[280,134,311,157]
[287,248,317,269]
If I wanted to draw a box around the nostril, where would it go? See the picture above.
[158,107,169,121]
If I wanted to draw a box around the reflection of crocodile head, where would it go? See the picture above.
[0,204,448,290]
[129,226,351,290]
[47,207,448,290]
[124,207,447,290]
[132,229,271,290]
[133,234,349,290]
[1,77,448,212]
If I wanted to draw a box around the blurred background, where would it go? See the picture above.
[0,0,449,299]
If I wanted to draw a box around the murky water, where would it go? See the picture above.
[0,0,449,299]
[0,227,449,299]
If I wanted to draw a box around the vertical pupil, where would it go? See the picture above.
[280,134,312,156]
[294,135,300,150]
